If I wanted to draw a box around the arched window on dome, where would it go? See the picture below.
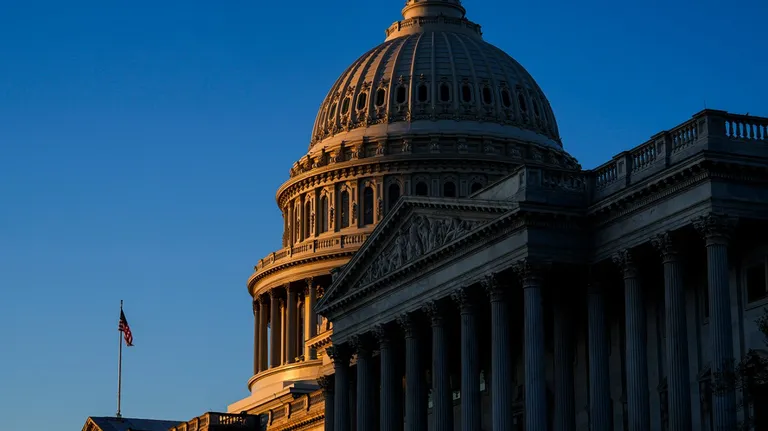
[482,86,493,105]
[375,88,386,107]
[471,182,484,194]
[500,89,512,108]
[295,203,302,242]
[329,102,337,118]
[439,83,451,102]
[340,190,350,228]
[341,97,351,115]
[388,183,400,210]
[417,84,428,103]
[363,186,374,226]
[304,199,312,239]
[532,98,541,118]
[461,83,473,103]
[443,182,457,197]
[319,195,329,233]
[357,92,367,110]
[518,92,528,114]
[414,182,429,196]
[396,85,407,104]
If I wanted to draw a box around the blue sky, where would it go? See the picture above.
[1,0,765,429]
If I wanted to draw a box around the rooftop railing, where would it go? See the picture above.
[169,412,261,431]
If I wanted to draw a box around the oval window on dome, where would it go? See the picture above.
[375,88,386,107]
[396,85,407,104]
[533,99,541,118]
[341,97,351,115]
[439,83,451,102]
[330,102,338,118]
[482,87,493,105]
[417,84,428,103]
[500,89,512,108]
[518,93,527,113]
[461,84,472,103]
[357,92,367,110]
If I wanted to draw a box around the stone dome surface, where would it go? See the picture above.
[309,0,561,152]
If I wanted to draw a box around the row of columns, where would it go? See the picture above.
[252,278,322,375]
[318,213,737,431]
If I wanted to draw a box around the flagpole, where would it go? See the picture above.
[117,300,123,419]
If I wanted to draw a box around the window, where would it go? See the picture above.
[304,200,312,239]
[319,196,328,233]
[482,87,493,105]
[501,89,512,108]
[518,93,527,113]
[363,187,374,225]
[375,88,386,107]
[341,97,350,114]
[414,182,428,196]
[388,183,400,209]
[443,182,457,197]
[461,84,472,103]
[340,190,350,228]
[439,83,451,102]
[357,92,367,110]
[417,84,428,102]
[294,204,301,241]
[330,102,337,118]
[746,260,767,303]
[396,85,407,104]
[470,182,483,193]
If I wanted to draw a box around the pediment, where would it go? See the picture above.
[316,197,512,313]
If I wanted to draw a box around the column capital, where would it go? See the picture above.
[513,259,549,288]
[349,333,375,355]
[612,248,638,279]
[481,272,505,301]
[451,285,477,310]
[651,231,679,263]
[252,299,260,314]
[316,285,326,299]
[372,323,396,345]
[694,213,737,246]
[317,375,334,394]
[326,344,352,365]
[304,277,315,292]
[396,312,421,338]
[422,300,449,326]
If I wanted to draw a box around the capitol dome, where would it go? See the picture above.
[309,0,561,152]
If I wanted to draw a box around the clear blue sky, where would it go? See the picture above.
[1,0,765,429]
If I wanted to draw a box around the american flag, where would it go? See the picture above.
[119,310,134,347]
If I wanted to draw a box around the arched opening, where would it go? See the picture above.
[471,182,483,194]
[375,88,386,107]
[461,84,472,103]
[396,85,407,104]
[501,89,512,108]
[415,182,428,196]
[304,200,312,239]
[443,182,457,197]
[341,97,350,114]
[340,190,350,228]
[357,92,367,110]
[439,83,451,102]
[518,93,527,113]
[482,87,493,105]
[319,196,328,233]
[363,186,374,225]
[330,102,337,118]
[417,84,428,102]
[388,183,401,210]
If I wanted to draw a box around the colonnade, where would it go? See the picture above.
[252,278,323,374]
[319,214,738,431]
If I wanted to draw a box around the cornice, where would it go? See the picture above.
[248,249,357,295]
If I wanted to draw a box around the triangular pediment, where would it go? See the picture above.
[316,196,513,313]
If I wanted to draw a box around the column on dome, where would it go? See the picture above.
[327,344,352,431]
[352,334,375,431]
[304,278,318,360]
[451,286,481,431]
[318,376,335,431]
[482,273,514,430]
[259,295,269,371]
[514,262,548,431]
[651,232,693,430]
[423,300,453,431]
[587,281,612,431]
[286,284,298,364]
[252,299,260,375]
[553,295,576,431]
[269,288,282,368]
[374,324,401,431]
[613,249,650,431]
[694,214,738,430]
[280,294,287,364]
[398,312,426,431]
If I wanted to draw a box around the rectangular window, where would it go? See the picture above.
[746,261,768,303]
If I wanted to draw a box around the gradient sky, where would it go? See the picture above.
[1,0,766,429]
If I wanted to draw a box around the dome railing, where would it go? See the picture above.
[255,232,372,273]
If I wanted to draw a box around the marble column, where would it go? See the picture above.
[374,324,401,431]
[587,282,612,431]
[398,313,426,431]
[613,250,650,431]
[652,232,693,430]
[259,296,269,371]
[269,289,281,368]
[352,334,375,431]
[554,297,576,431]
[328,344,351,431]
[482,273,513,431]
[286,285,297,364]
[305,278,318,360]
[514,262,548,431]
[318,376,335,431]
[451,286,481,431]
[424,301,453,431]
[695,214,737,430]
[253,300,260,375]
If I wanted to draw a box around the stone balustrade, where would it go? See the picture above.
[169,412,262,431]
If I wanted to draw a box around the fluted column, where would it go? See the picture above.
[259,296,269,371]
[613,250,650,431]
[482,274,513,431]
[652,232,692,430]
[327,344,351,431]
[352,334,375,431]
[286,284,297,364]
[554,297,576,431]
[424,301,453,431]
[451,286,481,431]
[269,289,281,368]
[305,278,318,360]
[587,282,612,431]
[318,376,335,431]
[695,214,737,430]
[252,300,260,375]
[514,262,548,431]
[398,312,426,431]
[374,324,401,431]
